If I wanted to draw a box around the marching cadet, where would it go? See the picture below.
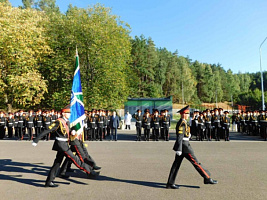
[212,108,221,141]
[222,111,230,141]
[0,111,7,139]
[32,106,99,187]
[26,110,35,140]
[152,109,161,141]
[142,109,151,141]
[204,109,212,141]
[97,110,105,141]
[43,111,52,141]
[166,105,218,189]
[35,109,43,138]
[89,110,98,141]
[7,112,15,138]
[134,109,142,141]
[197,112,206,141]
[162,109,171,141]
[18,110,25,140]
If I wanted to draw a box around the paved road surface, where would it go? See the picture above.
[0,130,266,200]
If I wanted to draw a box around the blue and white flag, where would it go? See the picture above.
[69,48,85,138]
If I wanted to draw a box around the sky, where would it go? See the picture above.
[8,0,267,74]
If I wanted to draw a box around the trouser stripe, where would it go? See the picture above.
[188,153,210,179]
[64,151,90,174]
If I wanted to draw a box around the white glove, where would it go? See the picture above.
[189,133,191,139]
[71,130,76,136]
[176,151,182,156]
[32,142,37,147]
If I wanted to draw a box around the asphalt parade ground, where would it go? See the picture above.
[0,130,266,200]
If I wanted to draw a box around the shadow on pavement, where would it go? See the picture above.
[0,159,86,187]
[98,175,200,189]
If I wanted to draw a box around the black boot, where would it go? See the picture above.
[204,178,218,184]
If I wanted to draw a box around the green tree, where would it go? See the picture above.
[64,4,132,109]
[22,0,34,9]
[35,0,59,13]
[0,3,50,111]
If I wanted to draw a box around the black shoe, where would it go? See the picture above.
[93,166,101,170]
[166,184,180,189]
[58,174,70,179]
[45,182,59,188]
[87,171,100,179]
[66,168,75,172]
[204,178,218,184]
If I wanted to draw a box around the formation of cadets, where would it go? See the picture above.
[0,109,59,140]
[1,107,266,141]
[133,108,171,141]
[190,108,231,141]
[0,109,119,141]
[84,109,112,141]
[232,110,267,140]
[190,108,267,141]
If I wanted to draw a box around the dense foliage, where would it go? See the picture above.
[0,1,266,111]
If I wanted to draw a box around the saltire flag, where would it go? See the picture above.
[69,48,86,140]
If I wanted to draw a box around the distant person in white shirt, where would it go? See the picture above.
[124,111,132,130]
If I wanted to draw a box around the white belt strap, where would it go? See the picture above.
[56,137,68,142]
[183,138,189,141]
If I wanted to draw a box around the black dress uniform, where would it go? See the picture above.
[167,106,217,189]
[35,113,43,137]
[89,114,98,141]
[197,115,206,141]
[134,111,142,141]
[17,113,25,140]
[84,114,89,140]
[222,112,230,141]
[33,117,95,187]
[259,113,267,140]
[106,111,111,137]
[250,114,258,136]
[59,138,101,177]
[191,113,199,138]
[212,113,221,141]
[7,116,14,138]
[152,113,161,141]
[205,114,212,141]
[14,115,19,137]
[97,114,105,141]
[0,114,7,139]
[240,113,246,133]
[43,115,52,140]
[162,113,171,141]
[26,114,35,140]
[142,114,151,141]
[103,114,108,139]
